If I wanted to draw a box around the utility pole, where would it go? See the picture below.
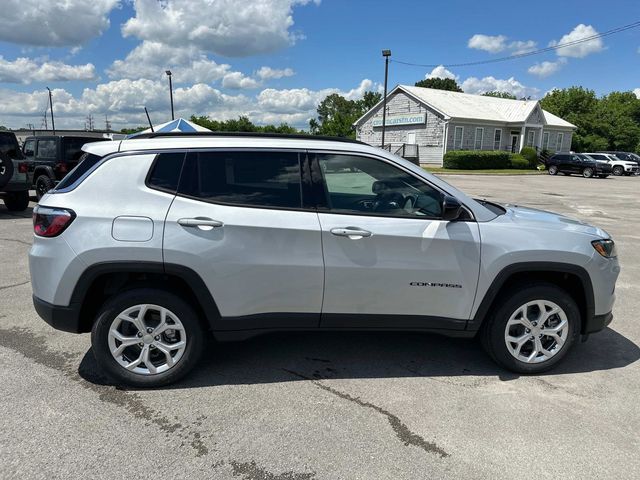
[381,50,391,149]
[85,114,94,131]
[46,87,55,134]
[165,70,175,120]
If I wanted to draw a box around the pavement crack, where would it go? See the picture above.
[0,280,30,291]
[0,326,210,457]
[0,237,32,246]
[284,369,449,458]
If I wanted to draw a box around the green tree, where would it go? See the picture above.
[190,115,303,134]
[482,91,516,99]
[309,91,381,138]
[414,77,463,92]
[120,126,146,134]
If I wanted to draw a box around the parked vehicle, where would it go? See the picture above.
[596,151,640,169]
[546,153,612,178]
[22,135,108,200]
[30,133,620,387]
[0,131,30,211]
[588,152,639,176]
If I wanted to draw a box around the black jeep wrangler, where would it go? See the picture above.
[0,131,30,212]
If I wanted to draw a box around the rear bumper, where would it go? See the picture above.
[33,295,83,333]
[584,311,613,334]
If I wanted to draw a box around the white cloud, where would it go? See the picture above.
[461,76,539,98]
[122,0,318,57]
[221,71,261,89]
[0,56,97,84]
[468,34,508,53]
[425,65,458,80]
[528,58,567,78]
[634,88,640,99]
[0,0,119,47]
[509,40,537,55]
[256,66,295,80]
[550,24,604,58]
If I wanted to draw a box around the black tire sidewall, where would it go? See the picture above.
[35,175,54,200]
[548,166,558,175]
[0,153,14,189]
[3,191,29,211]
[91,288,206,388]
[482,284,580,374]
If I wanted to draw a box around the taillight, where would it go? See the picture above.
[18,162,28,173]
[55,162,68,174]
[33,206,76,237]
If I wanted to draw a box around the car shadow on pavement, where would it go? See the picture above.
[0,205,34,219]
[78,326,639,389]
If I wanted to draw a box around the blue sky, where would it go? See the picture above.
[0,0,638,129]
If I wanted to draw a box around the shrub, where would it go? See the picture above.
[520,146,538,168]
[509,154,529,169]
[443,150,510,169]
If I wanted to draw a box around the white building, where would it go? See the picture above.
[354,85,577,166]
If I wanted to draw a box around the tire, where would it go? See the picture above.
[3,191,29,211]
[582,167,594,178]
[612,166,624,176]
[0,152,14,189]
[91,288,206,388]
[35,174,55,201]
[480,283,580,374]
[548,165,558,175]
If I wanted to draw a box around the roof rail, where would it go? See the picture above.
[129,131,366,145]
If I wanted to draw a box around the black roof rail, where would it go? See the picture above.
[128,131,367,145]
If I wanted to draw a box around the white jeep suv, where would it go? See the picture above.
[29,133,620,387]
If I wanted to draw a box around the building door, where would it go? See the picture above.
[510,135,518,153]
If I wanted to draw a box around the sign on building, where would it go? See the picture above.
[372,113,426,127]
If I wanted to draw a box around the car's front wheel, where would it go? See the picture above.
[91,288,206,387]
[582,167,594,178]
[548,165,558,175]
[480,283,579,374]
[612,166,624,176]
[3,191,29,211]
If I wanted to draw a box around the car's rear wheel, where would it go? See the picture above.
[91,288,206,387]
[612,166,624,176]
[548,165,558,175]
[582,167,594,178]
[35,175,54,201]
[3,191,29,211]
[480,283,579,374]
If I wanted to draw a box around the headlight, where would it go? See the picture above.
[592,239,617,258]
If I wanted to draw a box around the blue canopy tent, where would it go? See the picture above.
[130,118,210,137]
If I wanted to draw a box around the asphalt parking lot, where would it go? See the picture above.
[1,174,639,480]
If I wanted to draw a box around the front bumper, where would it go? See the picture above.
[33,295,83,333]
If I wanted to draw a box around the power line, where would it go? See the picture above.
[392,20,640,68]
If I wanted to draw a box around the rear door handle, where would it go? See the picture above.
[178,217,224,230]
[330,227,372,238]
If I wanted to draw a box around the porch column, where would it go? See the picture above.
[519,125,526,152]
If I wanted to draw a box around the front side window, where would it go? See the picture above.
[318,154,443,219]
[493,129,502,150]
[37,139,57,159]
[454,126,463,150]
[179,150,302,209]
[474,128,484,150]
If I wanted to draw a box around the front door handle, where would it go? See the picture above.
[178,217,224,230]
[330,227,372,238]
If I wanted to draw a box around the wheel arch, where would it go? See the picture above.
[469,262,594,334]
[33,165,55,183]
[71,262,221,334]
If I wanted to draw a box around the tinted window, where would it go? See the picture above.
[179,151,302,208]
[318,154,443,218]
[37,139,57,159]
[147,152,185,193]
[24,139,35,157]
[589,154,608,161]
[63,138,89,162]
[55,153,103,190]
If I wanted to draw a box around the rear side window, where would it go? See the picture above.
[55,153,104,190]
[37,139,57,159]
[147,152,185,193]
[179,150,302,208]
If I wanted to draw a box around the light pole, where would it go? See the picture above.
[381,50,391,149]
[165,70,175,120]
[46,87,56,134]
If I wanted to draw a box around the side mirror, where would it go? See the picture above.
[442,195,462,221]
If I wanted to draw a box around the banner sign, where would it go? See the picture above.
[372,113,426,127]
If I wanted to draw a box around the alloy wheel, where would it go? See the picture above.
[504,300,569,364]
[107,304,187,375]
[583,168,593,178]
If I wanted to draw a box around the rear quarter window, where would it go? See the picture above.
[54,152,104,191]
[147,152,185,193]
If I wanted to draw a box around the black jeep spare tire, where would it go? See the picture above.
[0,152,14,189]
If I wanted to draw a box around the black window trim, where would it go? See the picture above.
[307,149,476,222]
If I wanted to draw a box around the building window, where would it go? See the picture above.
[556,133,564,152]
[454,126,463,150]
[474,127,484,150]
[493,129,502,150]
[526,130,535,147]
[542,132,550,150]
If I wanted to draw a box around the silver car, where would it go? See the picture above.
[29,133,620,387]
